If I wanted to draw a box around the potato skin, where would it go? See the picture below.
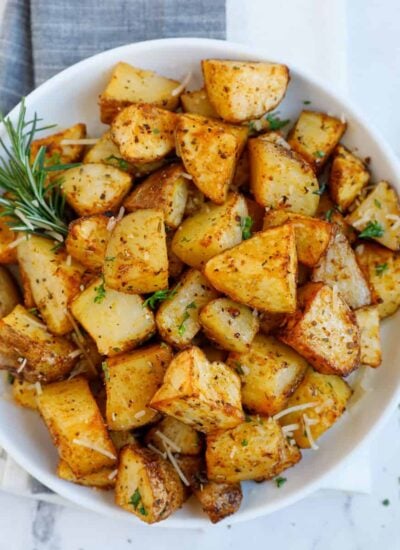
[57,460,116,489]
[0,267,20,318]
[355,306,381,367]
[329,145,370,211]
[145,416,203,456]
[30,123,87,166]
[66,215,110,271]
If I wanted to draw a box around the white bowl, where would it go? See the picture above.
[0,37,399,528]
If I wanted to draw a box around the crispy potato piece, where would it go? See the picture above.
[103,210,168,294]
[204,224,297,314]
[57,460,116,489]
[279,283,360,376]
[279,368,352,448]
[150,346,243,433]
[124,164,188,229]
[105,344,173,430]
[71,278,155,355]
[263,210,332,267]
[171,193,247,269]
[111,103,177,163]
[258,312,287,334]
[329,145,370,210]
[30,123,86,165]
[227,334,308,416]
[199,298,259,352]
[145,416,202,456]
[83,131,135,173]
[66,215,110,271]
[249,136,319,215]
[12,379,38,409]
[0,213,19,263]
[202,59,289,123]
[175,114,247,204]
[181,88,219,118]
[355,306,381,367]
[156,269,218,348]
[311,227,372,308]
[0,267,20,318]
[287,110,346,172]
[206,416,301,483]
[37,376,116,476]
[99,62,181,124]
[115,445,185,524]
[17,236,85,335]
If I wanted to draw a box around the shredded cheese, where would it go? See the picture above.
[147,443,167,459]
[241,365,250,376]
[273,402,318,421]
[303,414,319,450]
[107,469,118,480]
[61,138,99,145]
[72,438,116,460]
[106,217,117,232]
[134,410,146,419]
[16,358,27,373]
[155,430,181,453]
[289,438,296,446]
[34,382,43,396]
[65,254,72,267]
[66,311,85,343]
[67,349,83,360]
[171,72,192,97]
[229,446,237,459]
[282,423,300,434]
[116,206,125,222]
[164,445,190,486]
[6,235,28,250]
[181,172,193,180]
[70,332,97,377]
[79,284,85,292]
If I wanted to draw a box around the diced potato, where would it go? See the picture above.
[57,460,116,489]
[206,416,301,483]
[30,123,87,166]
[62,163,132,216]
[156,269,218,348]
[180,88,219,118]
[202,59,289,123]
[105,344,173,430]
[231,150,250,192]
[69,333,102,380]
[66,215,110,271]
[150,346,243,433]
[311,227,372,309]
[17,236,85,335]
[99,62,181,124]
[204,224,297,314]
[71,278,155,355]
[258,312,287,334]
[83,131,135,173]
[111,103,177,163]
[279,282,360,376]
[287,110,346,172]
[0,213,19,263]
[227,333,308,416]
[249,136,319,215]
[175,114,247,204]
[346,181,400,251]
[0,267,20,318]
[263,210,332,266]
[355,306,381,367]
[171,193,247,269]
[124,164,188,228]
[145,416,202,456]
[12,379,38,409]
[103,210,168,294]
[329,145,370,211]
[115,445,185,524]
[279,367,352,448]
[199,298,259,352]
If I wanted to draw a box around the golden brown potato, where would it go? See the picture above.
[105,344,173,430]
[123,164,188,228]
[69,333,102,380]
[103,210,168,294]
[202,59,289,123]
[37,376,117,476]
[171,193,248,269]
[249,136,320,215]
[355,306,381,367]
[57,460,116,489]
[329,145,370,211]
[279,282,360,376]
[156,269,218,348]
[180,88,219,118]
[111,103,177,163]
[83,131,135,173]
[145,416,202,456]
[12,379,38,409]
[206,416,301,483]
[0,213,19,264]
[0,267,20,318]
[204,224,297,314]
[70,277,155,355]
[199,298,259,352]
[65,215,110,271]
[287,110,346,172]
[115,445,185,524]
[99,62,181,124]
[150,346,244,433]
[278,367,352,448]
[30,123,86,166]
[258,312,287,334]
[227,333,308,416]
[109,430,138,451]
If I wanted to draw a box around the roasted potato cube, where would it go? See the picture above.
[145,416,202,456]
[199,298,259,352]
[206,416,301,483]
[311,227,372,309]
[69,333,102,380]
[287,110,346,172]
[0,213,19,264]
[123,164,188,229]
[105,344,173,430]
[150,346,243,433]
[111,103,177,164]
[12,379,38,409]
[0,267,20,318]
[30,123,86,166]
[83,131,135,173]
[171,193,247,269]
[180,88,219,118]
[355,306,381,367]
[17,236,85,335]
[202,59,289,123]
[99,62,181,124]
[62,163,132,216]
[103,209,168,294]
[249,136,319,215]
[258,312,287,334]
[329,145,370,210]
[227,334,308,416]
[175,114,247,204]
[204,224,297,314]
[115,445,185,524]
[65,215,110,271]
[279,282,360,376]
[71,278,155,355]
[156,269,218,348]
[278,368,352,448]
[57,460,116,489]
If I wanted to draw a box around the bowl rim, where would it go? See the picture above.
[1,36,400,528]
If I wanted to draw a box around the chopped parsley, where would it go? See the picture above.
[314,150,325,158]
[275,476,287,488]
[129,488,147,516]
[359,221,384,239]
[105,155,130,171]
[234,361,244,375]
[241,439,248,447]
[382,498,390,506]
[178,302,197,336]
[325,208,334,222]
[374,199,382,208]
[27,307,39,315]
[303,100,311,105]
[375,262,388,276]
[101,361,110,381]
[265,112,290,131]
[313,182,326,196]
[244,414,252,423]
[152,128,160,135]
[94,276,106,304]
[248,121,258,135]
[241,216,253,240]
[104,256,115,262]
[143,288,178,310]
[7,373,15,385]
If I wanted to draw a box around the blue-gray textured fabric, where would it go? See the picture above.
[0,0,226,114]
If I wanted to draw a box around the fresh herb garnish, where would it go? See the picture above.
[94,276,106,304]
[101,361,109,381]
[7,372,15,384]
[105,155,130,171]
[275,476,287,488]
[143,288,178,310]
[313,182,326,196]
[241,216,253,240]
[374,199,382,208]
[104,256,115,262]
[375,262,388,276]
[244,414,252,423]
[248,121,257,135]
[129,488,147,515]
[303,100,311,105]
[265,112,290,131]
[382,499,390,506]
[314,150,325,158]
[241,439,248,447]
[234,361,244,375]
[47,151,61,166]
[27,307,39,315]
[359,221,384,239]
[152,128,160,135]
[325,208,334,222]
[178,302,197,336]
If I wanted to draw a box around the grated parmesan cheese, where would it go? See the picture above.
[34,382,43,396]
[155,430,181,453]
[107,469,118,480]
[72,438,116,460]
[61,138,99,145]
[282,423,300,434]
[65,254,72,267]
[273,402,318,421]
[229,446,237,459]
[6,235,28,250]
[164,445,190,486]
[17,358,27,373]
[67,349,83,360]
[147,443,167,459]
[181,172,193,180]
[116,206,125,222]
[134,410,146,419]
[106,217,117,232]
[171,72,192,97]
[303,414,319,450]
